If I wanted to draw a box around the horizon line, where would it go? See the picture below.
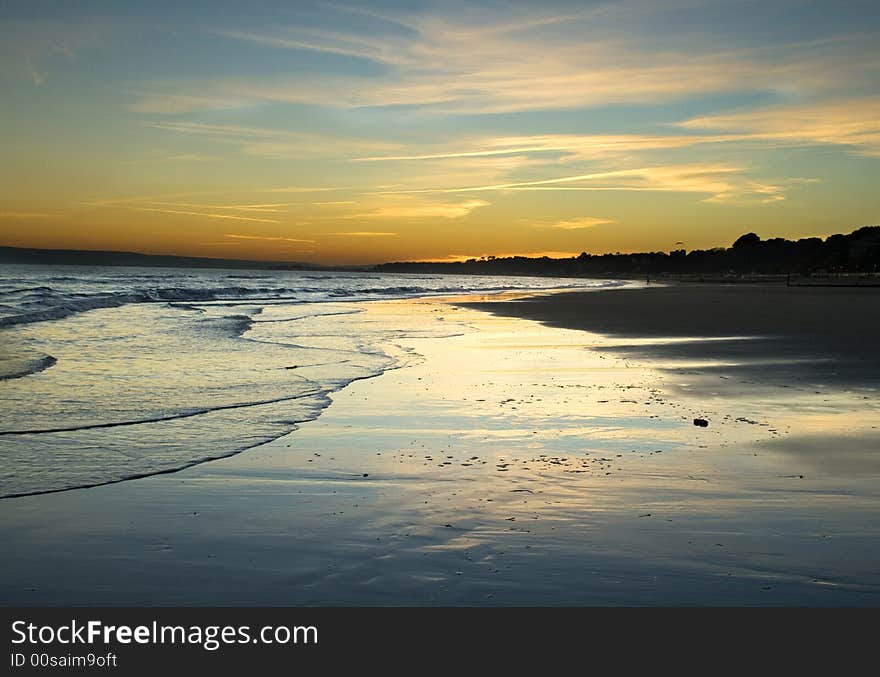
[1,225,875,268]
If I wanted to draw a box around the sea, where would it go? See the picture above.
[0,264,622,498]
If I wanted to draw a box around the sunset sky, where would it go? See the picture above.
[1,0,878,264]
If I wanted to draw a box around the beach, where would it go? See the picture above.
[463,284,880,387]
[2,284,879,605]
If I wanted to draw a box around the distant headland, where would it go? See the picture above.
[0,247,332,272]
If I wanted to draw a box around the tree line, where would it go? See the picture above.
[374,226,880,278]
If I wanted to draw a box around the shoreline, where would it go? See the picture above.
[0,287,584,500]
[460,284,880,389]
[2,289,879,605]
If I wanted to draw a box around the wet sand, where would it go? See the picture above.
[2,290,879,605]
[462,284,880,387]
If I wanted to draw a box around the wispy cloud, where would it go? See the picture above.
[148,121,299,139]
[352,147,556,162]
[144,7,879,115]
[83,188,338,208]
[146,202,289,213]
[374,164,734,193]
[0,211,57,219]
[343,198,490,220]
[212,28,408,66]
[127,206,281,224]
[146,121,399,159]
[532,216,614,230]
[331,231,397,237]
[373,163,793,203]
[677,96,880,157]
[84,193,305,223]
[351,133,731,164]
[224,234,315,243]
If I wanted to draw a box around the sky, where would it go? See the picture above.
[1,0,878,264]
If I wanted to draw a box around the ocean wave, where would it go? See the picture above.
[0,387,325,436]
[0,354,57,381]
[0,286,285,327]
[0,267,625,498]
[0,352,397,498]
[4,286,55,295]
[0,269,624,330]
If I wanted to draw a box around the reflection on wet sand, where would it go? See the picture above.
[1,295,878,605]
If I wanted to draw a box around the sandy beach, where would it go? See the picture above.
[463,284,880,387]
[2,284,879,605]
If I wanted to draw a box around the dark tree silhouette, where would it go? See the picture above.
[732,232,761,248]
[375,227,880,278]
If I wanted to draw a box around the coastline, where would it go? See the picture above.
[2,287,879,605]
[461,283,880,389]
